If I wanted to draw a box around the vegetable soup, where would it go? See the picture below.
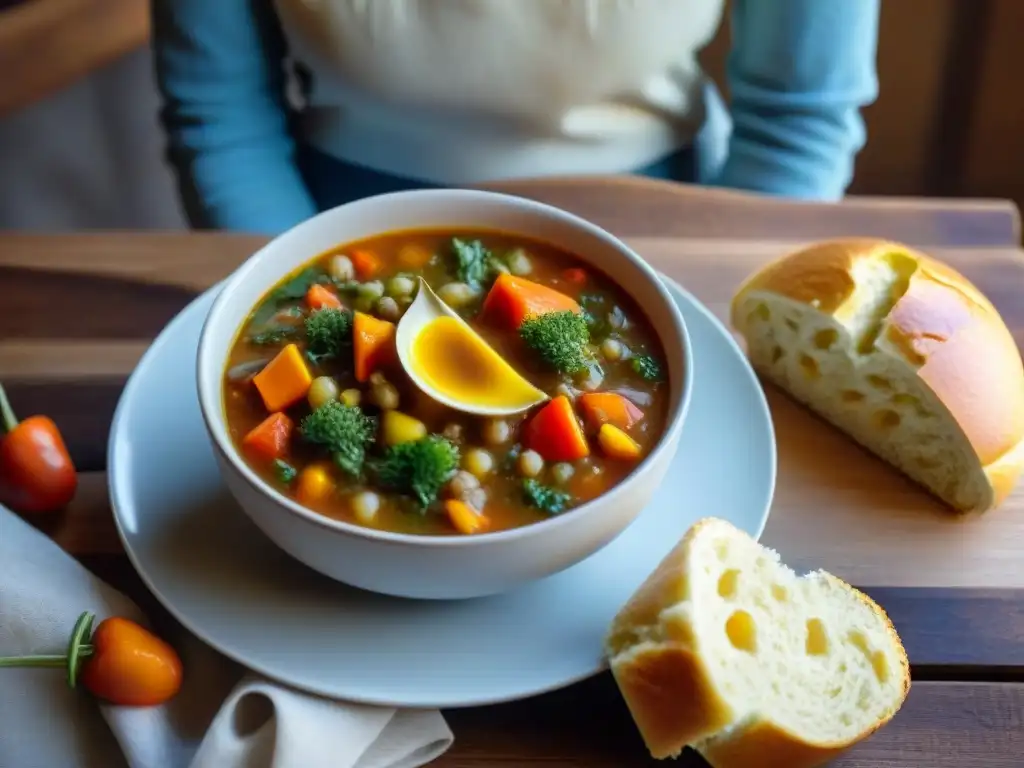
[222,230,671,535]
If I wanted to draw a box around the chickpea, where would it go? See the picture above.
[447,470,480,500]
[357,280,385,301]
[554,383,577,400]
[463,448,494,478]
[482,418,511,445]
[437,282,479,307]
[339,388,362,407]
[506,248,533,276]
[601,338,625,361]
[328,254,355,282]
[442,422,464,442]
[376,296,401,322]
[577,364,604,392]
[464,487,488,513]
[307,376,340,410]
[351,491,380,525]
[388,275,417,298]
[551,462,575,484]
[607,306,628,330]
[369,380,400,410]
[518,450,544,478]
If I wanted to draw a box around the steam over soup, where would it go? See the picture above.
[223,230,670,536]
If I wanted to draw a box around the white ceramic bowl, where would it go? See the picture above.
[196,189,693,599]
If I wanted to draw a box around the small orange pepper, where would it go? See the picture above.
[0,382,77,514]
[0,612,182,707]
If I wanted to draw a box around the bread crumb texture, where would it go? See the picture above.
[605,518,910,768]
[730,238,1024,513]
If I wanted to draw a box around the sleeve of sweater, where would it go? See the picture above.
[709,0,881,201]
[151,0,317,234]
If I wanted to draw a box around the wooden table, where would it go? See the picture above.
[3,177,1024,766]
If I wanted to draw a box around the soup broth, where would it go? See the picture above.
[223,229,671,535]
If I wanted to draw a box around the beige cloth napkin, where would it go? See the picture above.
[0,505,454,768]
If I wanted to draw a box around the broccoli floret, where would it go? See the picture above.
[519,310,591,374]
[631,354,664,382]
[299,401,376,477]
[374,435,460,508]
[522,478,573,515]
[451,238,503,288]
[304,308,353,362]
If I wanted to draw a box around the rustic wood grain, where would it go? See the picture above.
[432,675,1024,767]
[4,180,1024,764]
[4,234,1024,589]
[479,177,1022,246]
[52,484,1024,669]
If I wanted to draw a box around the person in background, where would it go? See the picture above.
[151,0,880,236]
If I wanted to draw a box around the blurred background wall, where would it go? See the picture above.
[700,0,1024,205]
[1,0,1022,231]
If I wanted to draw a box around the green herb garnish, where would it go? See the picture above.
[631,354,664,382]
[249,267,331,326]
[273,459,298,484]
[373,435,460,509]
[579,293,610,336]
[299,402,376,477]
[270,266,331,301]
[451,238,503,288]
[304,307,353,363]
[249,326,300,345]
[522,478,573,515]
[519,310,592,374]
[502,443,523,472]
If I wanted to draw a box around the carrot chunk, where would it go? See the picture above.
[397,243,433,269]
[306,283,342,310]
[482,274,581,329]
[242,412,294,462]
[445,499,488,534]
[523,395,590,462]
[353,311,397,382]
[350,249,382,280]
[597,423,642,461]
[578,392,644,431]
[562,267,588,285]
[252,343,312,412]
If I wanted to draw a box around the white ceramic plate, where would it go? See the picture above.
[108,276,775,708]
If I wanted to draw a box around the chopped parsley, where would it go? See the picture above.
[522,479,573,515]
[273,459,298,485]
[631,354,664,383]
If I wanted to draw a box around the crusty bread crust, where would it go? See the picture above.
[731,238,1024,512]
[606,520,734,758]
[606,519,910,767]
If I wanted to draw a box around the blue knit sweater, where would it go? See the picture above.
[151,0,880,234]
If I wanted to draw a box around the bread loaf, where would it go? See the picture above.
[605,518,909,767]
[731,238,1024,513]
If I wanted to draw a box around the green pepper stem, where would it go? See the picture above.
[0,649,92,668]
[0,383,17,435]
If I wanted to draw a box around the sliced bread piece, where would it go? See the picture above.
[731,238,1024,513]
[605,518,909,768]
